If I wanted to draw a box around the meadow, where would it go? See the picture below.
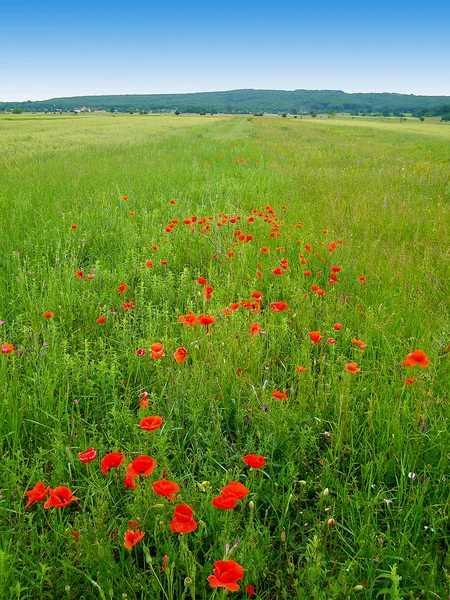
[0,112,449,599]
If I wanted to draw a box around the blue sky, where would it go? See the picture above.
[1,0,449,100]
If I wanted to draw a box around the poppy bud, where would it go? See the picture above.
[249,500,255,511]
[184,578,192,585]
[153,503,164,508]
[327,518,335,526]
[354,585,364,591]
[322,488,329,497]
[281,527,286,542]
[299,480,307,486]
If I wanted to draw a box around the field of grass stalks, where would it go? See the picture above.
[0,112,449,599]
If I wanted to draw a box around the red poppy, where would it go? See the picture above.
[24,482,50,508]
[330,266,342,273]
[152,479,179,501]
[174,347,188,363]
[260,246,270,254]
[296,366,307,372]
[170,504,197,533]
[75,269,84,279]
[161,260,168,265]
[402,349,430,368]
[352,338,366,350]
[270,302,288,312]
[271,268,284,275]
[139,416,163,431]
[101,451,125,474]
[248,322,262,335]
[244,584,256,596]
[126,455,157,477]
[236,367,243,377]
[135,348,146,356]
[145,260,153,267]
[169,199,176,204]
[118,283,128,294]
[309,331,321,343]
[122,195,128,201]
[124,528,145,549]
[197,277,208,285]
[345,362,360,373]
[208,560,245,592]
[43,311,55,319]
[333,323,343,331]
[359,276,366,281]
[122,301,134,310]
[71,224,78,229]
[212,493,239,509]
[243,454,266,469]
[198,314,216,329]
[178,312,198,327]
[96,316,106,324]
[124,474,137,489]
[1,343,14,354]
[150,343,164,359]
[78,447,97,463]
[303,270,311,276]
[272,389,288,400]
[222,481,250,498]
[44,486,78,509]
[404,377,417,386]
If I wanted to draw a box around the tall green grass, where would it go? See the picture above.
[0,113,449,599]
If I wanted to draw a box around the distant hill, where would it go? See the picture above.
[2,89,450,116]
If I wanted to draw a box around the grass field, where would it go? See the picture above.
[0,113,449,599]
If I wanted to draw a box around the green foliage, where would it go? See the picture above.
[0,113,449,598]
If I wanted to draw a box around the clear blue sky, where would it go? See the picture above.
[1,0,449,100]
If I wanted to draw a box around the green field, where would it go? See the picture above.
[1,113,449,599]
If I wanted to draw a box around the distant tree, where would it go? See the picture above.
[174,109,180,115]
[310,111,317,118]
[281,112,287,118]
[110,107,114,113]
[12,107,23,114]
[327,110,336,118]
[419,116,424,121]
[382,109,390,117]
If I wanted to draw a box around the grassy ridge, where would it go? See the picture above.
[0,114,449,599]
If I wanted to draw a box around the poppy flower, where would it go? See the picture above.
[118,284,128,294]
[75,269,84,279]
[150,343,164,359]
[402,349,430,368]
[207,560,245,592]
[359,276,366,282]
[145,260,153,267]
[178,312,198,327]
[270,302,288,312]
[96,316,106,324]
[1,343,14,354]
[101,451,125,474]
[122,195,128,201]
[250,291,263,300]
[260,246,270,254]
[212,493,239,510]
[161,260,168,265]
[124,474,137,489]
[174,347,187,363]
[303,270,311,276]
[139,416,163,431]
[244,584,256,597]
[122,301,134,310]
[135,348,146,356]
[272,389,288,400]
[24,482,50,508]
[333,323,343,331]
[309,331,321,343]
[170,504,197,533]
[330,266,342,273]
[124,528,145,549]
[44,486,78,509]
[198,314,216,329]
[248,322,262,335]
[271,268,284,275]
[243,454,266,469]
[43,311,55,319]
[78,447,97,463]
[296,366,307,372]
[197,277,208,285]
[345,362,360,373]
[126,455,157,477]
[169,199,176,204]
[222,481,250,498]
[327,337,336,345]
[152,479,179,501]
[404,377,417,386]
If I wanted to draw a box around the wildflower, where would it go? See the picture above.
[96,316,106,324]
[126,455,157,477]
[402,349,430,368]
[124,528,145,549]
[145,260,153,267]
[118,283,128,294]
[250,291,263,300]
[333,323,343,331]
[260,246,270,254]
[222,482,250,498]
[352,338,366,350]
[25,482,50,508]
[122,301,134,310]
[359,276,366,281]
[236,367,243,377]
[248,322,262,335]
[169,199,176,204]
[243,454,266,469]
[43,312,55,319]
[139,416,163,431]
[150,343,164,359]
[71,224,78,229]
[309,331,321,343]
[296,366,307,372]
[161,260,168,265]
[271,267,284,275]
[345,362,360,373]
[162,555,169,569]
[244,584,256,597]
[174,347,188,363]
[101,451,125,474]
[198,314,215,329]
[212,494,239,509]
[330,266,342,273]
[272,390,288,400]
[178,312,198,327]
[75,269,84,279]
[207,560,245,592]
[303,270,311,276]
[1,343,14,354]
[124,474,137,489]
[197,277,208,285]
[270,302,288,312]
[122,196,128,201]
[327,338,336,345]
[170,504,197,533]
[152,479,179,501]
[135,348,146,356]
[404,377,417,386]
[78,447,97,463]
[44,486,78,509]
